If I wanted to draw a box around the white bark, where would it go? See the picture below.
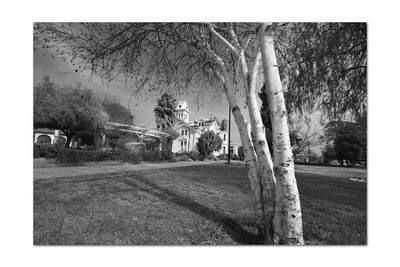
[258,24,304,245]
[208,25,278,243]
[237,50,277,242]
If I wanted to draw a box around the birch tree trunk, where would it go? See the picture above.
[258,25,304,245]
[238,53,277,243]
[217,66,267,238]
[209,25,277,243]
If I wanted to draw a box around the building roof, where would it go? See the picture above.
[107,122,170,139]
[34,128,55,134]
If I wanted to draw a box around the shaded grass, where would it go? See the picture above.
[34,164,366,245]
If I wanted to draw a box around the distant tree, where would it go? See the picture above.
[154,93,177,130]
[197,131,222,158]
[34,76,109,147]
[102,95,134,125]
[321,121,366,166]
[321,144,336,164]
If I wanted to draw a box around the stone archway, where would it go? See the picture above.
[37,135,52,144]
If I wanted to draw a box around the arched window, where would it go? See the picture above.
[37,135,51,144]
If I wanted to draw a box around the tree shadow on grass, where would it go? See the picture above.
[115,171,263,245]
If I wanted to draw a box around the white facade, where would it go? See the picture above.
[171,101,240,155]
[34,129,68,145]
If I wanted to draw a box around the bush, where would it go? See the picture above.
[176,152,190,161]
[34,144,41,158]
[56,148,120,165]
[119,150,142,164]
[207,155,219,161]
[231,154,240,160]
[161,150,174,161]
[141,150,159,162]
[217,154,228,160]
[124,142,145,152]
[34,144,59,158]
[56,148,85,165]
[189,151,199,161]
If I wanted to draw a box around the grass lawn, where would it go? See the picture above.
[34,164,366,245]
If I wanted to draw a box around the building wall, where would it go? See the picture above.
[171,102,240,156]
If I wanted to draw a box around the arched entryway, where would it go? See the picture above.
[37,135,52,144]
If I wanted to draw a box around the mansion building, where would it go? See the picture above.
[171,101,239,156]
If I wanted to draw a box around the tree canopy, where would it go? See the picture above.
[196,131,223,157]
[102,95,134,125]
[153,93,177,130]
[321,120,367,165]
[34,76,109,147]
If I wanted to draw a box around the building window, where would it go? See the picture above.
[181,140,184,150]
[185,130,188,136]
[181,130,184,135]
[224,134,226,141]
[223,146,226,154]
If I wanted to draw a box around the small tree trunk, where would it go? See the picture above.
[237,50,277,243]
[63,131,73,148]
[258,26,304,245]
[218,67,268,239]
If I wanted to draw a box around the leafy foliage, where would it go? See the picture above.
[154,93,177,130]
[277,23,367,120]
[34,76,109,147]
[321,121,366,165]
[196,131,222,157]
[259,88,318,156]
[102,95,134,125]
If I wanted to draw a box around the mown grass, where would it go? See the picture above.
[34,164,366,245]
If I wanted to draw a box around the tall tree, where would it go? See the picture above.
[34,22,366,244]
[321,120,366,166]
[102,95,134,125]
[153,93,177,130]
[34,76,109,147]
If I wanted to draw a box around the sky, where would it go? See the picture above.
[34,47,323,154]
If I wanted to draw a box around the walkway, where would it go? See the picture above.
[34,161,223,180]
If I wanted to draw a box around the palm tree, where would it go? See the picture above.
[153,93,177,130]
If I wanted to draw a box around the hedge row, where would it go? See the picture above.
[55,148,172,165]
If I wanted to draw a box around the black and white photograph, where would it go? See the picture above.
[3,0,400,266]
[33,22,367,245]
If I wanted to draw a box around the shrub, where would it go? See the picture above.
[189,151,199,161]
[161,150,173,161]
[207,155,219,161]
[34,144,41,158]
[34,144,59,158]
[56,148,85,165]
[231,154,240,160]
[119,150,142,164]
[44,145,59,158]
[217,154,228,160]
[141,150,159,162]
[124,142,145,152]
[176,152,190,161]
